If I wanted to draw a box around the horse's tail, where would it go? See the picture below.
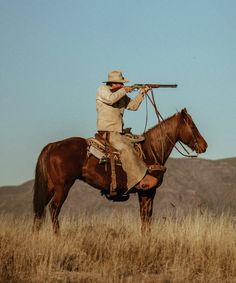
[33,143,52,219]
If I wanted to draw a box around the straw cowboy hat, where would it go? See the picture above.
[103,70,129,83]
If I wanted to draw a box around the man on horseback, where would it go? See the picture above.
[96,70,158,191]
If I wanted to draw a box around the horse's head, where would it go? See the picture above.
[178,108,208,154]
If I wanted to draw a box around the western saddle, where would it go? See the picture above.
[86,131,166,197]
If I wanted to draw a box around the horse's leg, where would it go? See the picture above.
[138,188,156,235]
[49,182,72,234]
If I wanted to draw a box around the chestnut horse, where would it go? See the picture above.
[33,108,207,233]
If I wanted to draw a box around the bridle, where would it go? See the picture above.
[144,89,199,161]
[181,116,199,156]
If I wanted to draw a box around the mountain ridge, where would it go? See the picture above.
[0,157,235,218]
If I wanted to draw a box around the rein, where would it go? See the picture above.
[144,89,198,159]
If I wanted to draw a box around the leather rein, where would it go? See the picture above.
[143,89,199,162]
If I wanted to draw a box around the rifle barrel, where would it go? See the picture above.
[131,83,177,89]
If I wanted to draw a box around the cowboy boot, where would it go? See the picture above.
[136,174,158,190]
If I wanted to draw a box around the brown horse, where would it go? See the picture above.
[33,108,207,234]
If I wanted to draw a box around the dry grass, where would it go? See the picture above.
[0,211,235,283]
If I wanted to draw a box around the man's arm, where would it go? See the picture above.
[126,86,150,111]
[125,92,145,111]
[96,85,128,105]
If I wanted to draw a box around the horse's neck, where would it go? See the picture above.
[142,114,180,165]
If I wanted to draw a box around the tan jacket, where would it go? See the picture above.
[96,85,144,132]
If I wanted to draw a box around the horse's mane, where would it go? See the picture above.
[142,112,180,164]
[144,112,179,137]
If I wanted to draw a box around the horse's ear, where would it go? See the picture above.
[181,108,188,116]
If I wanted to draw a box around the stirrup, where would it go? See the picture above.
[101,191,130,202]
[105,193,130,202]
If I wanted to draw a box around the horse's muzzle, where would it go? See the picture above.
[196,141,208,153]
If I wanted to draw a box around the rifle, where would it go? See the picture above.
[130,83,177,90]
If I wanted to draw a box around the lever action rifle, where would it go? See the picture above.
[130,83,178,90]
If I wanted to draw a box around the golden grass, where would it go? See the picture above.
[0,212,235,283]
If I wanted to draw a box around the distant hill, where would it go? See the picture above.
[0,158,236,219]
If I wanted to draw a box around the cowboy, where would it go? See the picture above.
[96,70,158,191]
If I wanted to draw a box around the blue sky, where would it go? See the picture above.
[0,0,235,186]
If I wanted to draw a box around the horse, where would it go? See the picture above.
[33,108,207,234]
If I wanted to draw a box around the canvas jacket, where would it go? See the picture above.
[96,85,144,132]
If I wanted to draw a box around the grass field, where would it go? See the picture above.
[0,212,235,283]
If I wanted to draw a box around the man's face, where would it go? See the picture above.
[110,83,124,91]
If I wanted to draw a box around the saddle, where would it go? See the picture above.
[86,132,142,166]
[86,132,166,200]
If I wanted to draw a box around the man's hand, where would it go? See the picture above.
[140,85,151,95]
[123,85,151,94]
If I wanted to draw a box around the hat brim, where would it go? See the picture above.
[103,78,129,83]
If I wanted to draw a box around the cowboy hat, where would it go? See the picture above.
[103,70,129,83]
